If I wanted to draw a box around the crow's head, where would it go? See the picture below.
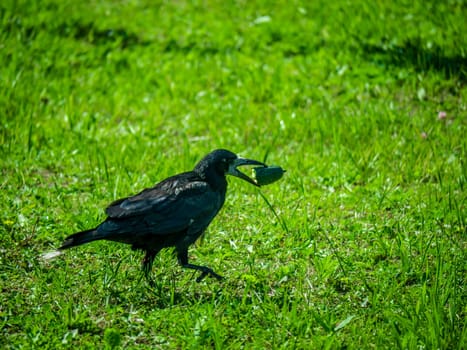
[195,149,265,186]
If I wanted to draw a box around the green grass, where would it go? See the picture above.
[1,0,466,348]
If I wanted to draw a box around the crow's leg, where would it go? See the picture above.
[177,249,223,282]
[141,249,160,286]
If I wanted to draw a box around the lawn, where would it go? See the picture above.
[1,0,466,348]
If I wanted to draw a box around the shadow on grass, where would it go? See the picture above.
[361,38,467,82]
[54,21,150,49]
[103,280,226,310]
[3,16,149,49]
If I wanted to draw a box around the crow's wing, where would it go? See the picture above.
[106,172,200,218]
[101,177,222,236]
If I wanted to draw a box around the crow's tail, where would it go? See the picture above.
[59,228,103,250]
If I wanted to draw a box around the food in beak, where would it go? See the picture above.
[252,165,286,186]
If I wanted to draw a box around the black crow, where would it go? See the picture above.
[46,149,265,283]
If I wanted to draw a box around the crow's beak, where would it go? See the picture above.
[227,157,266,186]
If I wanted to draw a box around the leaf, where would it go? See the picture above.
[334,315,356,332]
